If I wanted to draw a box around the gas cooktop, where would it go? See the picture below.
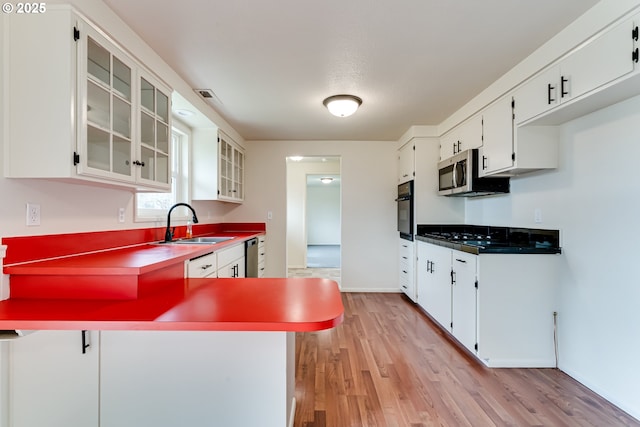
[415,225,561,255]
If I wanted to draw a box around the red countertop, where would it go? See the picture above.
[0,224,344,332]
[0,278,344,332]
[3,230,263,300]
[2,231,260,276]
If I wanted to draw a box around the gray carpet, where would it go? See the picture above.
[307,245,341,268]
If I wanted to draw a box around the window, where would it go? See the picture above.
[135,122,190,221]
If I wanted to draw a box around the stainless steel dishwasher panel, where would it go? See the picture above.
[245,238,259,278]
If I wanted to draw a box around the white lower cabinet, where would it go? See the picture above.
[8,331,99,427]
[416,241,559,367]
[451,251,477,354]
[9,330,294,427]
[185,251,217,278]
[100,331,294,427]
[416,242,452,332]
[398,239,416,302]
[258,235,267,277]
[216,244,245,278]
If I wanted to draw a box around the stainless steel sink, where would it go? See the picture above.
[160,236,234,244]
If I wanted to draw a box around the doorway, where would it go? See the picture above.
[286,156,341,286]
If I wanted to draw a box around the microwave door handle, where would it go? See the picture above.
[452,162,457,188]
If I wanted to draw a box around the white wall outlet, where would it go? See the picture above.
[118,207,125,223]
[534,208,543,224]
[26,203,40,226]
[267,211,273,220]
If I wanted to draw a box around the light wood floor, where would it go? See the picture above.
[294,292,639,427]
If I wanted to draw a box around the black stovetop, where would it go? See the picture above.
[415,224,561,255]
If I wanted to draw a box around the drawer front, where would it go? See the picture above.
[186,252,217,278]
[216,243,245,268]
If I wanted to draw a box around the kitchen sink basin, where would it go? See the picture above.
[161,236,235,244]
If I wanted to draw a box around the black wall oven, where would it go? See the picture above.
[397,180,414,241]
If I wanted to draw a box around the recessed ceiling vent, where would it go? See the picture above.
[195,89,215,98]
[193,89,223,105]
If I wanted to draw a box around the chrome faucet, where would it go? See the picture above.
[165,203,199,242]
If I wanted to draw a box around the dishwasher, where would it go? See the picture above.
[245,238,259,278]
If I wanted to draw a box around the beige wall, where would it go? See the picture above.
[231,140,399,292]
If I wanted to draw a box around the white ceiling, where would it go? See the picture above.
[103,0,599,141]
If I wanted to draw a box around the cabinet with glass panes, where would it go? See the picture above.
[3,5,171,191]
[218,133,245,202]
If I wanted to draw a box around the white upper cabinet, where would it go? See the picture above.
[397,141,414,183]
[218,133,245,203]
[439,114,482,161]
[192,130,246,203]
[515,13,637,125]
[3,6,172,191]
[478,96,514,176]
[136,71,172,188]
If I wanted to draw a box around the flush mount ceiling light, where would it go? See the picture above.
[320,177,334,184]
[175,109,195,117]
[323,94,362,117]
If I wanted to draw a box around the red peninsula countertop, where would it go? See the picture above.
[0,278,344,332]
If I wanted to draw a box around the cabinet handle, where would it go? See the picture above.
[201,264,213,270]
[633,48,639,63]
[133,160,146,167]
[560,76,569,98]
[455,258,467,263]
[547,83,555,104]
[632,25,638,42]
[81,330,90,354]
[451,270,456,285]
[482,155,487,170]
[402,270,408,274]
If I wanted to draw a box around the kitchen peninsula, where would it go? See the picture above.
[0,224,344,427]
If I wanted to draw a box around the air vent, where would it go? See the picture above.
[194,89,215,98]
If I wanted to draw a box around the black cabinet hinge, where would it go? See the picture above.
[73,26,80,41]
[73,152,80,165]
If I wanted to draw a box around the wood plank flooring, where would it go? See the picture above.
[294,292,639,427]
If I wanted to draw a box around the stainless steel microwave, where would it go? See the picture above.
[438,149,510,197]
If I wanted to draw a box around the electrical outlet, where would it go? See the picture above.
[118,207,125,223]
[26,203,40,226]
[267,211,273,220]
[534,208,542,224]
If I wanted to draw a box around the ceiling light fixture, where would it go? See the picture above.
[175,109,195,117]
[320,177,334,184]
[323,94,362,117]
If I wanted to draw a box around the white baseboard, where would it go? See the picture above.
[340,288,401,293]
[288,397,296,427]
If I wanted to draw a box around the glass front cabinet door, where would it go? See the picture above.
[78,25,136,184]
[77,19,171,191]
[218,133,245,202]
[138,72,171,188]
